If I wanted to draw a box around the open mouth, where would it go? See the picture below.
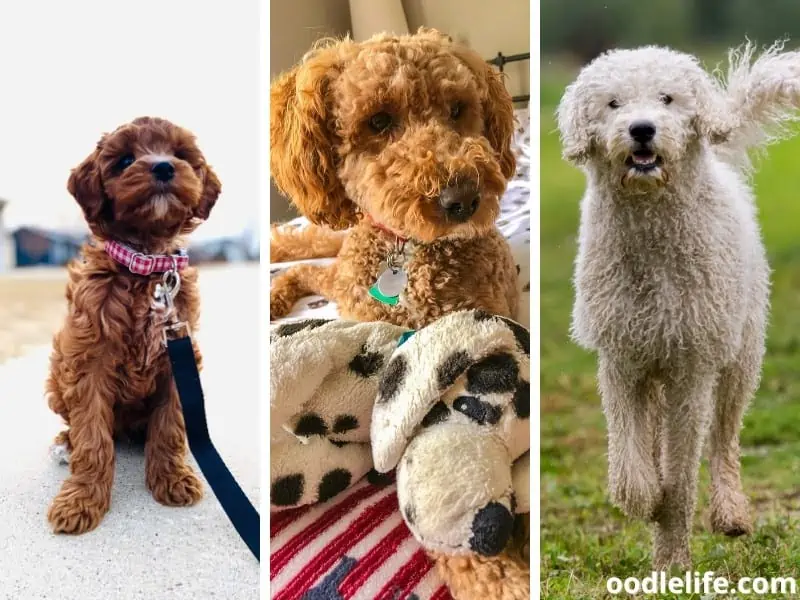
[625,150,661,171]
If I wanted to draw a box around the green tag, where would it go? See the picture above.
[369,284,399,305]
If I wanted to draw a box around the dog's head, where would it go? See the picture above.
[68,117,221,248]
[270,28,516,243]
[557,46,731,192]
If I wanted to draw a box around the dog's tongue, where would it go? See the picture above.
[632,152,655,165]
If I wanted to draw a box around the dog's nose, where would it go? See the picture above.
[152,161,175,182]
[629,121,656,143]
[438,182,480,222]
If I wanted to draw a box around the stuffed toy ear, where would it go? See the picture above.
[371,309,530,472]
[270,319,407,442]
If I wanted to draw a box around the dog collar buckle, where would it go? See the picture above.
[129,252,155,276]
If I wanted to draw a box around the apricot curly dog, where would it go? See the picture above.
[270,28,528,598]
[270,28,520,328]
[46,117,221,534]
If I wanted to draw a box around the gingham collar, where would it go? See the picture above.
[365,213,409,243]
[102,240,189,276]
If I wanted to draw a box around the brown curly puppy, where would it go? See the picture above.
[46,117,221,534]
[270,28,519,328]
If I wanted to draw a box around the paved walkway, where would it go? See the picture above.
[0,265,260,599]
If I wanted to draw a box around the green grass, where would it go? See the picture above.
[540,69,800,599]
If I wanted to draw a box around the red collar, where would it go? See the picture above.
[102,240,189,276]
[365,214,408,243]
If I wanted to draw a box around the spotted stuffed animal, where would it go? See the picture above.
[269,310,530,559]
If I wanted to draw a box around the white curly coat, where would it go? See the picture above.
[557,42,800,569]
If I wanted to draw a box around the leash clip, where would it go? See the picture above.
[154,261,191,346]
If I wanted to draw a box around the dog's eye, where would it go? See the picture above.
[450,102,464,120]
[660,94,673,105]
[368,112,393,133]
[608,99,621,109]
[116,154,135,170]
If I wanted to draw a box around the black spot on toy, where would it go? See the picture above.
[366,469,395,486]
[329,440,349,448]
[271,473,304,506]
[421,401,450,427]
[437,350,472,389]
[348,345,384,378]
[294,413,328,437]
[378,355,407,403]
[403,503,416,525]
[469,502,514,556]
[453,396,503,425]
[498,317,530,355]
[275,319,331,337]
[318,468,352,502]
[513,381,530,419]
[332,414,359,434]
[466,352,519,394]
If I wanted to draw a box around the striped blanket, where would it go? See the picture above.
[270,476,453,600]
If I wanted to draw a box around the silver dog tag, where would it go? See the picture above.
[369,266,407,306]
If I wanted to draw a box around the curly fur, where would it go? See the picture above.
[270,28,519,327]
[558,41,800,569]
[46,117,221,534]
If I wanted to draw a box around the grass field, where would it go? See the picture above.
[540,63,800,599]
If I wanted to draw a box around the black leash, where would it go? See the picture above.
[167,335,261,561]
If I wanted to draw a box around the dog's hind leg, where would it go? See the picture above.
[652,370,716,570]
[708,326,762,537]
[598,356,661,521]
[270,263,336,320]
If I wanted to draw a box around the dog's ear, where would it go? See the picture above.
[415,27,453,44]
[693,72,735,144]
[556,82,592,164]
[67,146,109,223]
[451,46,517,179]
[195,162,221,220]
[270,47,358,230]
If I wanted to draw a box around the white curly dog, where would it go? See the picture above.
[557,41,800,569]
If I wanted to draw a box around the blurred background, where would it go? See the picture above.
[0,0,260,363]
[541,2,800,597]
[270,0,530,222]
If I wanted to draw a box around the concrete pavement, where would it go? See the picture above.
[0,265,261,600]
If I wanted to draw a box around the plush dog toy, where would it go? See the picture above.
[270,309,530,558]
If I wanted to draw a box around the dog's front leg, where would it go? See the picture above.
[47,376,115,534]
[598,355,661,520]
[653,370,716,570]
[145,372,203,507]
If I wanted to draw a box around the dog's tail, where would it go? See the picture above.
[269,223,347,263]
[717,40,800,171]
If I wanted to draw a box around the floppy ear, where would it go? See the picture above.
[452,46,517,179]
[270,47,358,230]
[693,71,735,144]
[556,81,592,163]
[414,26,453,44]
[67,146,109,223]
[195,163,221,220]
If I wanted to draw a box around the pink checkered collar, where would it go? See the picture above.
[102,240,189,276]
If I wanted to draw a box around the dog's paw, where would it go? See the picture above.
[652,545,691,571]
[269,291,293,320]
[148,466,204,507]
[49,442,71,466]
[48,480,110,534]
[710,489,753,537]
